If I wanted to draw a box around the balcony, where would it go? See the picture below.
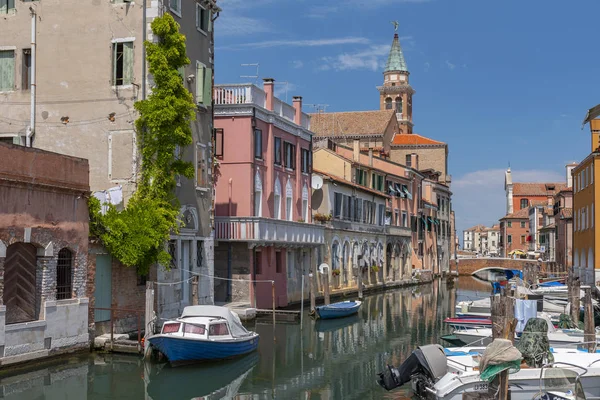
[214,217,324,246]
[213,84,311,130]
[385,225,412,237]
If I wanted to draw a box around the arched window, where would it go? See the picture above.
[385,97,392,110]
[254,171,263,217]
[520,199,529,210]
[286,180,293,221]
[57,248,73,300]
[274,178,282,219]
[395,97,403,113]
[4,243,37,324]
[331,241,340,271]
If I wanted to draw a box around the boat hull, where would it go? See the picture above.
[315,301,361,320]
[148,334,259,364]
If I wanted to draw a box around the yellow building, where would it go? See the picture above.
[574,117,600,284]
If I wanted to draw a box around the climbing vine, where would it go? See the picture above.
[89,14,196,275]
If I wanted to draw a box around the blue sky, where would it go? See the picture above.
[215,0,599,242]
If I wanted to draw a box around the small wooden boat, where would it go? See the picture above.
[315,300,361,319]
[148,305,259,365]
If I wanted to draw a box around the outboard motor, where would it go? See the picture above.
[377,344,447,396]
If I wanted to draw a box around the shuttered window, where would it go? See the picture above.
[112,42,133,86]
[0,50,15,91]
[0,0,15,15]
[195,62,213,106]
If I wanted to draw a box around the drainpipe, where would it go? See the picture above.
[26,7,36,147]
[142,0,146,101]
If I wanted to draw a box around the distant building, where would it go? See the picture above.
[504,169,566,215]
[499,208,530,257]
[462,224,499,256]
[554,186,574,271]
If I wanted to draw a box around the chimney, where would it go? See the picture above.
[410,153,418,171]
[368,148,373,167]
[263,78,275,111]
[353,139,360,162]
[293,96,302,125]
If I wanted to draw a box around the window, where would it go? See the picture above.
[137,274,147,286]
[196,144,209,187]
[334,192,343,219]
[540,235,546,244]
[214,128,223,157]
[520,199,528,209]
[254,250,262,275]
[196,2,210,33]
[520,235,526,244]
[195,61,212,106]
[274,137,282,165]
[385,97,392,110]
[301,148,310,173]
[169,0,181,16]
[302,198,308,221]
[492,241,496,246]
[184,324,206,335]
[356,169,366,185]
[520,221,526,228]
[254,171,263,217]
[274,179,282,219]
[286,192,293,221]
[209,323,229,336]
[22,49,31,90]
[377,175,384,191]
[162,323,181,334]
[507,235,512,244]
[0,50,15,91]
[254,129,263,159]
[377,204,385,226]
[395,97,402,112]
[57,248,73,300]
[507,221,512,228]
[284,142,296,169]
[592,166,594,184]
[0,0,15,15]
[405,154,411,168]
[112,41,134,86]
[275,251,283,273]
[168,240,178,269]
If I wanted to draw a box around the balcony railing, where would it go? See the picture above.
[214,84,311,130]
[215,217,325,245]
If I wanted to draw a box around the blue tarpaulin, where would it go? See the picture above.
[505,269,523,280]
[539,281,563,287]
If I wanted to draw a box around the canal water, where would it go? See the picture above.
[0,278,491,400]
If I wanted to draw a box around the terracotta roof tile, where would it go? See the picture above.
[309,110,396,137]
[513,183,567,196]
[501,207,530,220]
[559,208,573,219]
[391,133,445,146]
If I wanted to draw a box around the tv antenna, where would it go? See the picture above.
[305,104,329,114]
[240,63,259,84]
[274,81,289,102]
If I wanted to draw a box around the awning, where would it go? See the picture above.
[434,218,440,225]
[421,216,427,225]
[402,186,413,200]
[388,185,397,196]
[427,217,434,223]
[394,183,405,197]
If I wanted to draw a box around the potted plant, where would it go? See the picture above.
[313,212,332,224]
[331,269,341,277]
[370,265,379,273]
[297,218,305,223]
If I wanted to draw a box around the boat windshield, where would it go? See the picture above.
[209,322,230,336]
[183,323,206,335]
[536,367,586,400]
[162,323,181,334]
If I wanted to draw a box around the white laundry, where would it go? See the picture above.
[92,191,109,215]
[514,299,537,333]
[107,186,123,206]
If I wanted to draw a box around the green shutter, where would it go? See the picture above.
[196,63,204,104]
[203,67,212,106]
[207,11,212,32]
[0,50,15,91]
[123,42,134,85]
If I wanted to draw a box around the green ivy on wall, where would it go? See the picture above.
[89,14,197,276]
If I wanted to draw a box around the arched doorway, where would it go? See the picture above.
[342,241,350,286]
[386,243,393,281]
[4,243,37,324]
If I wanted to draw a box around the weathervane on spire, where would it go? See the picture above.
[391,20,399,32]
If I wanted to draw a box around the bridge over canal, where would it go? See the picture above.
[450,257,552,276]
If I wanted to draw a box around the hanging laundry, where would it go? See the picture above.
[92,191,109,215]
[514,299,537,333]
[107,185,123,206]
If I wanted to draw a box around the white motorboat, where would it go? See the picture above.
[378,344,600,400]
[457,297,568,315]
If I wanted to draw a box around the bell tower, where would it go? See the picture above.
[378,23,414,134]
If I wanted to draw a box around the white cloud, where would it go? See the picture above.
[307,6,339,18]
[319,39,413,71]
[291,60,304,69]
[220,37,370,50]
[216,15,272,37]
[452,168,565,245]
[445,60,456,70]
[424,61,430,72]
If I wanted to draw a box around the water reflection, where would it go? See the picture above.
[0,278,473,400]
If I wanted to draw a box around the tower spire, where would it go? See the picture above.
[384,31,408,73]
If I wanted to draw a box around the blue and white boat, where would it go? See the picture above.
[315,300,362,319]
[148,305,259,365]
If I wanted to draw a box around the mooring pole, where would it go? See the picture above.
[300,272,305,329]
[323,269,330,305]
[491,288,516,400]
[584,287,595,353]
[569,269,581,327]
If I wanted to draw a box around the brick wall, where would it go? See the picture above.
[451,258,549,276]
[389,147,447,182]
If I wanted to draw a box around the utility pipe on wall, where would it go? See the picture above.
[26,7,36,147]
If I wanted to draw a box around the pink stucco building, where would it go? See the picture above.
[213,79,324,309]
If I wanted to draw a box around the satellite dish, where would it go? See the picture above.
[311,175,323,190]
[318,263,329,274]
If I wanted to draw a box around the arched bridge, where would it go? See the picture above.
[450,258,550,276]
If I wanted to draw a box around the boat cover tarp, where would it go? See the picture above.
[479,339,522,382]
[180,306,250,338]
[516,318,554,368]
[539,281,564,287]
